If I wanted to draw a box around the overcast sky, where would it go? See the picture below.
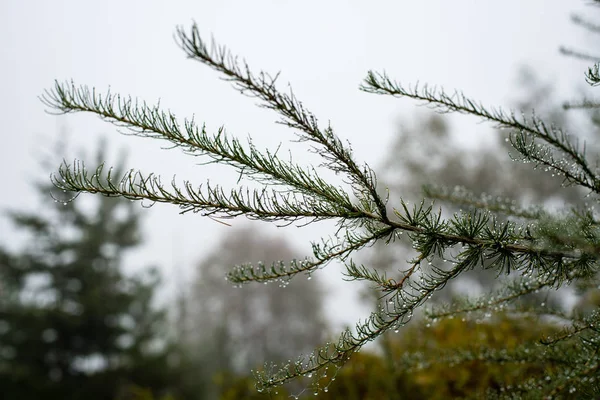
[0,1,594,328]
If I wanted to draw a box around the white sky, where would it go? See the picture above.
[0,1,593,328]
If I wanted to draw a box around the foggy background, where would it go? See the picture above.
[0,0,590,328]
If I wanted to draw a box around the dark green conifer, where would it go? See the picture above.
[0,143,179,399]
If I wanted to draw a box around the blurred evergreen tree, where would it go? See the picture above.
[0,142,184,399]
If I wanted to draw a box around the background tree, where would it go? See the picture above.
[42,3,600,397]
[179,225,328,398]
[0,141,184,399]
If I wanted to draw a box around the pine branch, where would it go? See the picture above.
[386,202,594,264]
[563,98,600,110]
[425,276,558,320]
[227,226,394,283]
[257,239,597,390]
[559,46,600,62]
[175,25,389,222]
[254,258,470,390]
[423,184,545,220]
[41,82,356,210]
[345,253,425,296]
[509,130,595,191]
[343,259,397,289]
[587,63,600,86]
[42,19,600,397]
[571,14,600,35]
[52,161,360,223]
[360,74,597,191]
[541,311,600,346]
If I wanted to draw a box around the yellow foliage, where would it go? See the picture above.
[218,314,560,399]
[386,314,559,399]
[115,385,177,400]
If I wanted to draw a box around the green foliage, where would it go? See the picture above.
[0,144,184,399]
[42,5,600,398]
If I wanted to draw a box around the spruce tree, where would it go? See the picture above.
[41,6,600,398]
[0,143,179,399]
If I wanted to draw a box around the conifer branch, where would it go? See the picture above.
[563,98,600,110]
[227,226,394,283]
[423,184,545,220]
[385,204,596,263]
[344,254,424,295]
[541,311,600,345]
[572,14,600,34]
[509,130,595,191]
[587,63,600,86]
[42,19,600,396]
[52,161,360,223]
[254,259,470,390]
[40,82,356,210]
[360,73,597,190]
[343,259,395,288]
[559,46,600,62]
[425,276,558,320]
[175,25,389,221]
[256,244,594,390]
